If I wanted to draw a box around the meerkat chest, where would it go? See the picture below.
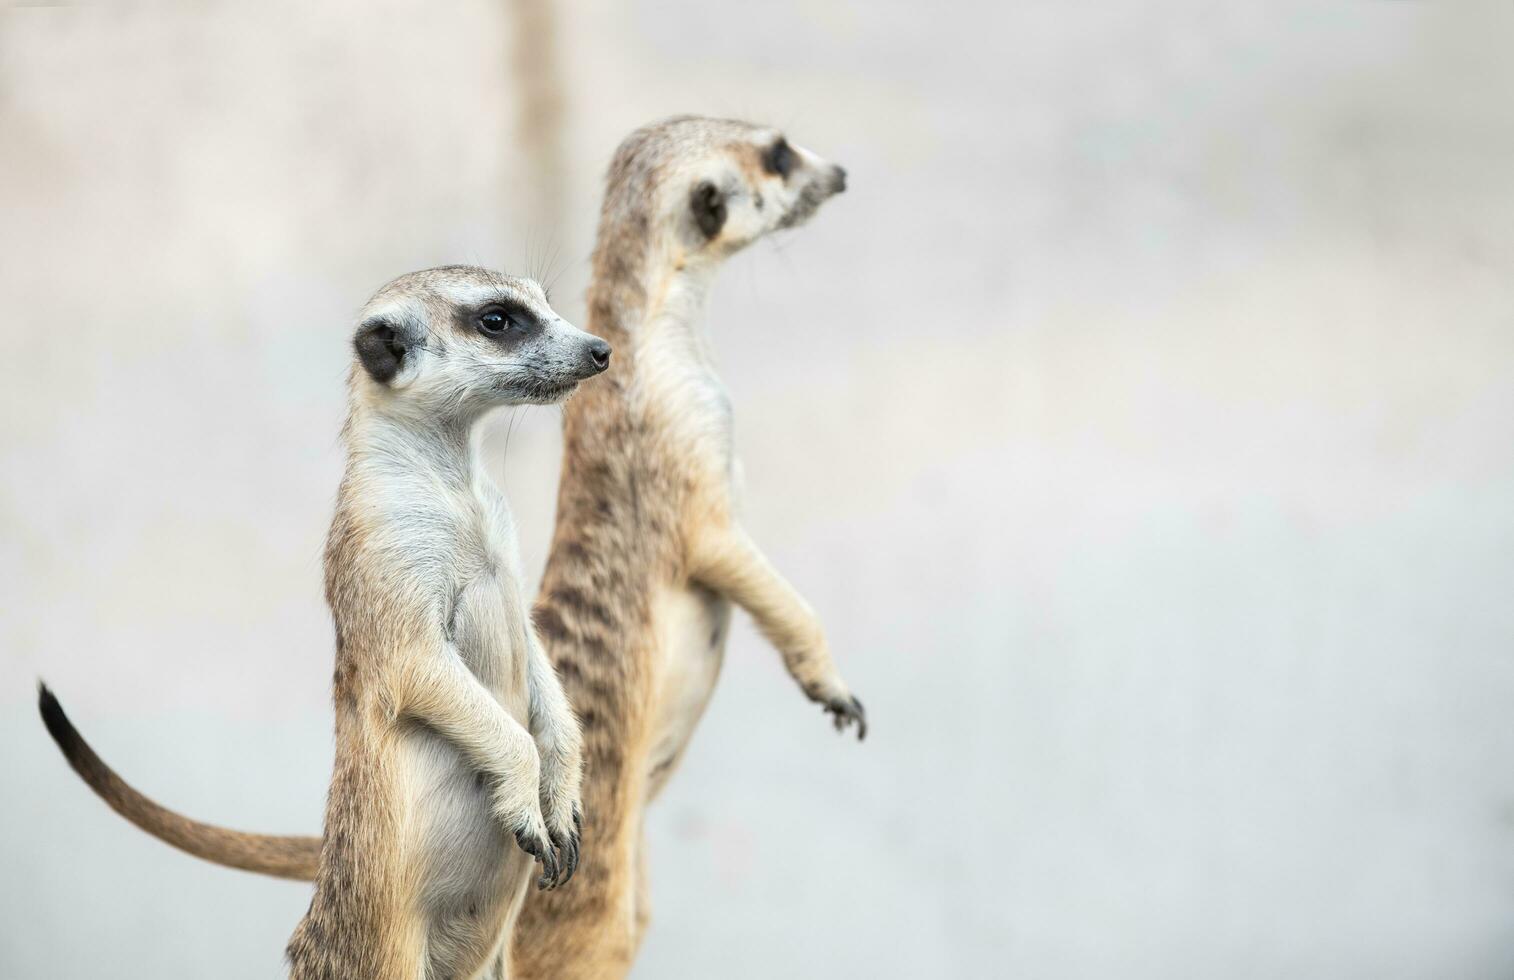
[637,317,737,482]
[438,488,532,709]
[636,312,743,793]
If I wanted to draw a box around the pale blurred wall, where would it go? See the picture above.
[3,1,1514,977]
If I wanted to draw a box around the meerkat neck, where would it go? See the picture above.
[342,393,481,490]
[586,229,720,368]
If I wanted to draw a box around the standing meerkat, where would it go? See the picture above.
[508,115,864,978]
[37,118,862,979]
[40,265,602,980]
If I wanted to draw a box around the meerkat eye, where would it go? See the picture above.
[763,138,795,179]
[478,309,516,335]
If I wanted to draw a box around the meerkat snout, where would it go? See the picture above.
[830,165,847,194]
[585,337,612,374]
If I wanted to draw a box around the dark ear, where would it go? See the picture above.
[691,180,727,239]
[354,318,409,384]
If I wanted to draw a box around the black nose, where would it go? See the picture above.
[831,165,847,193]
[587,338,611,372]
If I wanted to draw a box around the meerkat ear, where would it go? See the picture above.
[354,317,413,385]
[691,180,727,239]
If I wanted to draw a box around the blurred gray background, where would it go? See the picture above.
[3,1,1513,977]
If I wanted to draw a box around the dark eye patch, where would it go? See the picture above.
[762,138,795,178]
[458,298,541,350]
[691,181,727,239]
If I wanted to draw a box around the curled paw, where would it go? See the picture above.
[823,694,867,741]
[545,803,582,890]
[512,819,560,889]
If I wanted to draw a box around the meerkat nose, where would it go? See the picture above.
[588,338,612,373]
[831,165,848,193]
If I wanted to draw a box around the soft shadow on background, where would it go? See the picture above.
[3,2,1513,977]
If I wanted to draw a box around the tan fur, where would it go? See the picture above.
[36,686,321,879]
[36,120,860,980]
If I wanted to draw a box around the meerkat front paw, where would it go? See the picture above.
[822,693,867,741]
[787,634,867,741]
[804,681,867,741]
[536,790,581,890]
[543,801,582,890]
[536,733,584,890]
[513,813,559,887]
[488,770,559,885]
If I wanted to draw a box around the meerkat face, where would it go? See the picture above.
[665,121,847,256]
[617,118,847,259]
[351,266,611,418]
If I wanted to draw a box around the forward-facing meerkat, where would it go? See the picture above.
[37,118,862,979]
[40,266,601,980]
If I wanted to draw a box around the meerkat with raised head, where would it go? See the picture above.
[37,118,862,979]
[40,265,601,980]
[507,115,865,979]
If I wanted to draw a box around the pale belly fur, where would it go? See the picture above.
[393,568,535,979]
[637,311,738,800]
[646,582,732,799]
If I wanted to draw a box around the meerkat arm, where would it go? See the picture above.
[526,632,583,784]
[391,646,559,875]
[687,525,866,739]
[525,633,584,884]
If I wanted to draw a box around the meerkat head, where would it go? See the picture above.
[350,266,610,419]
[607,116,848,262]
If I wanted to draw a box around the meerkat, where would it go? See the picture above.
[509,115,865,978]
[40,265,600,980]
[37,118,862,979]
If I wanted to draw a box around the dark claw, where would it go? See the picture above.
[551,827,580,889]
[516,827,559,889]
[537,843,560,890]
[824,695,867,741]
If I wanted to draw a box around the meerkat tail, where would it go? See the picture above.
[37,683,320,881]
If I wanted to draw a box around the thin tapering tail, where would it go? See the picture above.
[37,682,320,881]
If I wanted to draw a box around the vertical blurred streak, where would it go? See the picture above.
[509,0,567,240]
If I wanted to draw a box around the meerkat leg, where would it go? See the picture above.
[687,525,866,738]
[392,647,562,882]
[526,634,584,886]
